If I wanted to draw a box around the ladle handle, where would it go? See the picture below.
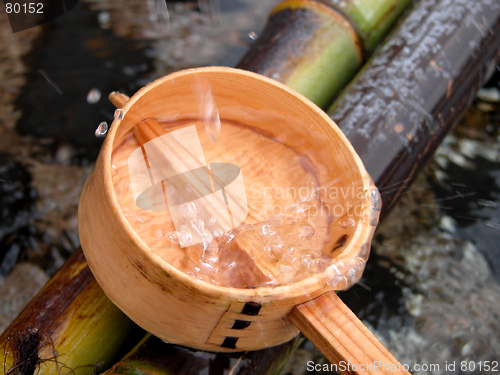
[289,291,410,375]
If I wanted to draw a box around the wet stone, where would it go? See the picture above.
[0,153,37,276]
[15,1,155,163]
[0,263,49,333]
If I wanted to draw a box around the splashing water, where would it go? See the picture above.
[95,122,108,138]
[161,188,359,288]
[147,0,170,32]
[198,0,222,27]
[86,88,101,104]
[193,82,221,143]
[114,109,124,120]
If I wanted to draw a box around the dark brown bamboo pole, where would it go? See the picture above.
[327,0,500,219]
[237,0,413,109]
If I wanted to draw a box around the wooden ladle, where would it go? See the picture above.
[79,68,409,375]
[108,89,409,375]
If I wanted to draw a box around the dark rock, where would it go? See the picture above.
[0,153,38,276]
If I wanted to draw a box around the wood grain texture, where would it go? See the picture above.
[290,291,409,375]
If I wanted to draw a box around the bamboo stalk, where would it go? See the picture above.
[327,0,500,219]
[103,334,302,375]
[328,0,413,53]
[237,0,412,109]
[0,250,144,375]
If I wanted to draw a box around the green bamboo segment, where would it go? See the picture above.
[238,0,362,109]
[237,0,412,109]
[0,250,144,375]
[328,0,413,53]
[104,334,303,375]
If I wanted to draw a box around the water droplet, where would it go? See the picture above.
[87,88,101,104]
[362,205,380,227]
[478,199,497,208]
[200,229,212,242]
[192,219,205,232]
[178,230,192,246]
[95,122,108,138]
[209,216,217,224]
[337,276,350,291]
[214,229,224,237]
[358,243,370,260]
[114,109,124,120]
[148,0,170,31]
[248,31,258,40]
[262,223,278,236]
[180,204,196,219]
[199,261,216,274]
[365,187,381,211]
[167,232,179,244]
[196,84,221,144]
[346,258,365,285]
[188,202,197,213]
[97,11,110,29]
[339,217,355,229]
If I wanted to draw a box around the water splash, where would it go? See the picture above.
[198,0,222,27]
[38,69,63,95]
[114,109,124,120]
[193,81,221,143]
[94,122,108,138]
[86,88,101,104]
[147,0,170,32]
[163,190,359,288]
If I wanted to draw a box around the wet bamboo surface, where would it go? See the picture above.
[237,0,412,109]
[2,0,500,374]
[328,0,500,219]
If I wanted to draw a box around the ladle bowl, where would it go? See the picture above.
[78,67,380,354]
